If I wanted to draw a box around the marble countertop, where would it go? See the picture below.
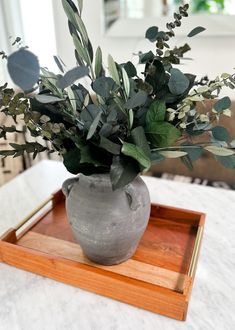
[0,160,235,330]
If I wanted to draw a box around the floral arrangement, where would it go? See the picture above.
[0,1,234,189]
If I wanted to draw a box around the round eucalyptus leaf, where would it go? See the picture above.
[125,90,147,109]
[212,126,230,142]
[124,61,137,78]
[7,49,40,91]
[92,77,118,98]
[145,26,159,42]
[213,97,231,112]
[57,66,89,89]
[168,68,190,95]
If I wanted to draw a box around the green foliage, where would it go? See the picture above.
[57,66,89,89]
[0,142,47,159]
[146,100,166,124]
[145,26,159,42]
[124,62,137,78]
[1,0,235,189]
[213,97,231,112]
[7,49,40,91]
[95,46,103,78]
[92,77,118,98]
[125,90,147,109]
[212,126,230,141]
[121,142,151,170]
[168,68,190,95]
[187,26,206,37]
[110,156,139,190]
[146,122,181,147]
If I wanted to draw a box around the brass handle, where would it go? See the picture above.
[188,225,204,277]
[14,196,53,231]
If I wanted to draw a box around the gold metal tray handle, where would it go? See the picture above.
[14,196,53,231]
[188,225,204,278]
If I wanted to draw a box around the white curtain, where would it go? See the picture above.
[0,0,24,84]
[0,0,105,84]
[0,0,57,84]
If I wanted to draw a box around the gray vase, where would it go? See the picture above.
[62,173,151,265]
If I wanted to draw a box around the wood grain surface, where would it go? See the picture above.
[0,194,205,320]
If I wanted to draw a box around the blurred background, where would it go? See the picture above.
[0,0,235,188]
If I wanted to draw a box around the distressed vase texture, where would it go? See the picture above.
[62,173,151,265]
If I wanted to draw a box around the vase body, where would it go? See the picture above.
[62,173,151,265]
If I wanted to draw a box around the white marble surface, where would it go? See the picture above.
[0,160,235,330]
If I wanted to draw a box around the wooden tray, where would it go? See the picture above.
[0,190,205,321]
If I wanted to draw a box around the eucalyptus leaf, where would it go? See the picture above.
[62,0,88,44]
[108,54,120,85]
[122,67,130,97]
[159,150,187,158]
[87,39,94,62]
[213,97,231,112]
[62,0,79,30]
[75,14,89,44]
[66,87,77,113]
[53,56,65,73]
[131,126,151,158]
[168,68,190,95]
[35,94,64,104]
[204,145,235,156]
[121,142,151,170]
[80,145,101,166]
[139,51,154,64]
[99,123,113,137]
[129,109,134,129]
[125,90,147,109]
[0,150,16,157]
[7,49,40,91]
[145,26,159,42]
[145,59,168,93]
[95,46,102,78]
[150,151,165,162]
[216,155,235,168]
[110,156,140,190]
[92,77,118,98]
[77,0,83,15]
[87,111,102,140]
[63,148,81,174]
[57,66,89,89]
[187,26,206,37]
[212,126,230,142]
[99,136,121,155]
[181,144,203,161]
[80,104,100,125]
[124,61,137,78]
[181,155,193,171]
[72,34,89,63]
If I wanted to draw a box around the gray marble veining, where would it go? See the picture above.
[0,160,235,330]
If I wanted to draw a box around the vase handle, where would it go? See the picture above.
[62,176,79,197]
[125,185,141,211]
